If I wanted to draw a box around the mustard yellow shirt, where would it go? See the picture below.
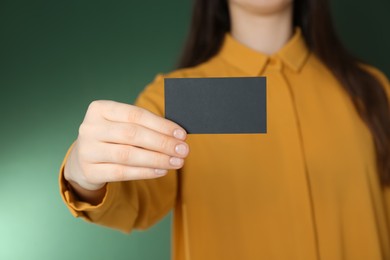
[60,29,390,259]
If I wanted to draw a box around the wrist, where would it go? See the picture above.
[66,179,107,206]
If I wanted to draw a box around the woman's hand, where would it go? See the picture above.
[64,100,189,192]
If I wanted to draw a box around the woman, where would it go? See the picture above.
[60,0,390,259]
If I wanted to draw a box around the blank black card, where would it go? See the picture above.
[164,77,266,134]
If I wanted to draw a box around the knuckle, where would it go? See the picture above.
[114,147,131,164]
[114,124,138,142]
[78,123,98,141]
[127,107,144,123]
[159,136,173,152]
[88,100,103,113]
[123,124,138,141]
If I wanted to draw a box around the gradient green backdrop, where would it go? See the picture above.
[0,1,389,259]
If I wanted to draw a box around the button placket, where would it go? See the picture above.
[261,65,320,259]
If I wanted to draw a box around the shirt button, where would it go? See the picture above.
[267,57,282,70]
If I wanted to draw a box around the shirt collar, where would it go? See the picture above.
[218,28,309,75]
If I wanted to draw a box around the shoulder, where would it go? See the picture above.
[139,56,224,96]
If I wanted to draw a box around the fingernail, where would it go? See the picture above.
[170,157,183,167]
[173,129,186,140]
[155,169,168,175]
[175,144,188,156]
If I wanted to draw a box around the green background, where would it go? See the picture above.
[0,0,389,259]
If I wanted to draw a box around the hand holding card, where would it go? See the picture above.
[64,100,190,195]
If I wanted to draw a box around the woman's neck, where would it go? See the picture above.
[229,3,293,55]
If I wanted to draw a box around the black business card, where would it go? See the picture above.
[164,77,266,134]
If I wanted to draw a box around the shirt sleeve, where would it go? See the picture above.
[59,74,178,233]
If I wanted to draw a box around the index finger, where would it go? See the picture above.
[97,100,187,140]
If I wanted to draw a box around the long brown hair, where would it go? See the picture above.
[177,0,390,185]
